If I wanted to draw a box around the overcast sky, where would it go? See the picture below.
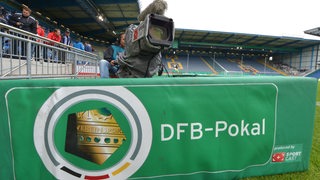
[139,0,320,40]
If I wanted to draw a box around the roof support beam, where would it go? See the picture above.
[220,34,235,43]
[239,35,259,45]
[276,40,301,48]
[199,32,210,42]
[259,38,280,46]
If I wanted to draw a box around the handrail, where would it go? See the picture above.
[0,22,100,80]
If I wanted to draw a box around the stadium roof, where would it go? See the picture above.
[6,0,320,52]
[304,27,320,38]
[174,29,320,55]
[11,0,140,43]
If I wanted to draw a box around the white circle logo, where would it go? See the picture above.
[33,86,152,179]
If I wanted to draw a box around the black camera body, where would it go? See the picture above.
[125,13,174,57]
[117,13,174,78]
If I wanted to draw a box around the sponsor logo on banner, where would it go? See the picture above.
[272,152,285,162]
[33,86,152,179]
[272,144,303,163]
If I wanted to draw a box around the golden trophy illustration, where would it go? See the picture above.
[65,108,126,165]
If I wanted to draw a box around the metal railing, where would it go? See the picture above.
[0,23,100,80]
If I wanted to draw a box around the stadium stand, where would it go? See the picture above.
[161,54,284,76]
[162,55,215,75]
[215,57,243,72]
[186,56,213,73]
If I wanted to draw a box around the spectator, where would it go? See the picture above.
[36,20,45,37]
[8,5,37,58]
[99,33,125,78]
[0,8,8,24]
[61,29,72,63]
[2,29,11,56]
[73,38,85,64]
[47,28,61,44]
[84,41,93,52]
[46,28,61,61]
[1,8,10,56]
[8,4,36,34]
[62,29,72,46]
[35,20,45,61]
[73,38,84,50]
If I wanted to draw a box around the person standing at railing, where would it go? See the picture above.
[8,5,36,34]
[0,8,8,24]
[35,20,45,62]
[36,20,45,37]
[46,28,61,62]
[73,38,85,64]
[61,29,72,63]
[84,41,93,65]
[84,41,93,52]
[8,5,37,58]
[62,29,72,46]
[73,38,84,50]
[1,10,10,56]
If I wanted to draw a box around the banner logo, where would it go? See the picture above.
[33,86,152,179]
[272,152,285,162]
[65,108,127,165]
[272,144,303,163]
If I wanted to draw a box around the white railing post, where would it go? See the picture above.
[26,40,32,79]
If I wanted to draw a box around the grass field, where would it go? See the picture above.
[242,81,320,180]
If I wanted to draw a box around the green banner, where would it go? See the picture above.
[0,77,317,179]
